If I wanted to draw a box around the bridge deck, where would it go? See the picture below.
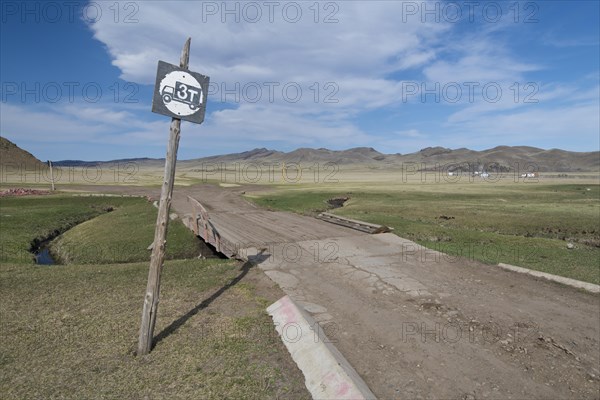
[176,186,362,257]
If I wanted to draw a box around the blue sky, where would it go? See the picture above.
[1,0,598,161]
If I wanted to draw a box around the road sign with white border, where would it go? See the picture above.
[151,60,210,124]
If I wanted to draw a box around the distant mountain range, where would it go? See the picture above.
[179,146,599,172]
[1,136,598,172]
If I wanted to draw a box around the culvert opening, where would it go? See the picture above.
[197,237,229,259]
[327,196,349,209]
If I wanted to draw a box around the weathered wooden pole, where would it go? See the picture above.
[137,38,191,356]
[47,160,55,191]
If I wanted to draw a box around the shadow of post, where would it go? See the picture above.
[152,252,270,349]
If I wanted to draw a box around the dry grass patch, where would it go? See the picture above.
[0,259,308,399]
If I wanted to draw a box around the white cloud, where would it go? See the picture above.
[0,103,168,146]
[89,2,447,108]
[0,101,378,159]
[443,102,600,150]
[83,1,458,153]
[4,1,598,160]
[199,103,372,145]
[423,31,539,84]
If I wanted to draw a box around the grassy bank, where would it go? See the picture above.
[0,193,308,398]
[0,194,200,264]
[251,183,600,284]
[50,198,201,264]
[0,194,126,264]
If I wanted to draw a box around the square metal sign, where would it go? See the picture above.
[151,60,210,124]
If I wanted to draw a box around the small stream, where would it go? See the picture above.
[28,206,223,264]
[30,236,59,265]
[35,245,55,265]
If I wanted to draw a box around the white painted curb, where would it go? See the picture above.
[267,296,377,400]
[497,263,599,294]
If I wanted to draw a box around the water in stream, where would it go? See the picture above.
[35,246,55,265]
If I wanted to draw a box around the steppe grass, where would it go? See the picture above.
[0,194,201,264]
[0,258,307,399]
[50,198,201,264]
[0,193,308,399]
[0,194,127,264]
[251,183,600,284]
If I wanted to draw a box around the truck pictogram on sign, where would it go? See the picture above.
[151,60,210,124]
[161,81,202,110]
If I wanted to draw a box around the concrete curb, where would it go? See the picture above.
[497,263,599,294]
[267,296,377,400]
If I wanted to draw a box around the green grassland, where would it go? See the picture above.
[0,195,200,264]
[251,182,600,284]
[0,194,307,399]
[50,198,202,264]
[1,194,126,264]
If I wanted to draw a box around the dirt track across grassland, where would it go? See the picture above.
[75,184,600,399]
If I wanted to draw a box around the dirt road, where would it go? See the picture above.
[77,184,600,399]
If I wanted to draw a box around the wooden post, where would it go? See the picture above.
[137,37,191,356]
[48,161,55,191]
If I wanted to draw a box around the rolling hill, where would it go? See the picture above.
[178,146,599,172]
[0,136,47,171]
[5,139,596,173]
